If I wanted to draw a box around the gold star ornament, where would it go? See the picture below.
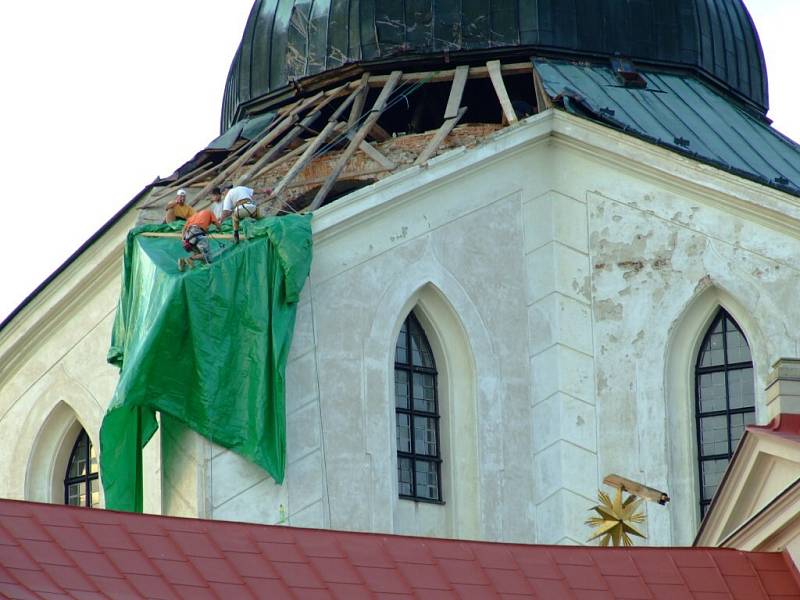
[586,487,646,547]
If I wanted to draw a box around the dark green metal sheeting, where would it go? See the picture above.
[221,0,767,132]
[536,59,800,197]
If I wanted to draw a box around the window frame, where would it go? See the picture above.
[63,429,99,508]
[694,308,755,517]
[394,312,444,504]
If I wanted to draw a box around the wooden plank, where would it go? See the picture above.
[286,166,390,189]
[233,85,354,187]
[444,65,469,119]
[187,113,298,206]
[237,110,322,185]
[308,70,402,211]
[367,123,391,142]
[140,232,237,239]
[267,85,367,212]
[185,87,343,206]
[348,72,371,128]
[357,140,396,170]
[487,60,517,125]
[413,106,467,166]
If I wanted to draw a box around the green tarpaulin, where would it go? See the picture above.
[100,213,313,512]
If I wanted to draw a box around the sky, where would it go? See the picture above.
[0,0,799,324]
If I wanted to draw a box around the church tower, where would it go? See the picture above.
[2,0,800,549]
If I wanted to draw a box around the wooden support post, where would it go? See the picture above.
[268,85,366,208]
[187,114,297,206]
[357,140,396,170]
[186,89,335,207]
[414,106,467,166]
[444,65,469,119]
[347,72,371,128]
[367,123,391,142]
[237,110,322,185]
[308,71,402,211]
[487,60,518,125]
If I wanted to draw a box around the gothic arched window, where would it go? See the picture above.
[695,309,755,516]
[64,429,99,507]
[394,312,443,502]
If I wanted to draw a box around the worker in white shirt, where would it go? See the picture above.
[220,185,266,243]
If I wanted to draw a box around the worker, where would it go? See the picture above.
[209,187,224,220]
[165,189,196,223]
[220,185,261,243]
[178,209,220,271]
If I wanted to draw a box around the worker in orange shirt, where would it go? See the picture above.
[178,209,221,271]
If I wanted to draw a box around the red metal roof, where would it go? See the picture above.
[748,414,800,444]
[1,499,799,599]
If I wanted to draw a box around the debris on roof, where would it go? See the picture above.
[0,498,798,599]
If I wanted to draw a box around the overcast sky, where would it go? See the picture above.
[0,1,798,324]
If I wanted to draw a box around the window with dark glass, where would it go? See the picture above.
[695,309,755,517]
[64,429,100,507]
[394,313,443,502]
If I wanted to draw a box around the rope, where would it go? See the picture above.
[307,272,334,526]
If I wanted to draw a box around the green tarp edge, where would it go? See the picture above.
[100,213,313,512]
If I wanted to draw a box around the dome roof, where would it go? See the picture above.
[222,0,767,131]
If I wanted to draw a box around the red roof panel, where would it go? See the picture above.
[0,499,799,599]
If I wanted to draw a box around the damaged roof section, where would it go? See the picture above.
[535,58,800,196]
[143,56,800,229]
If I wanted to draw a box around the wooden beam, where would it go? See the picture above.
[367,123,391,142]
[237,110,322,185]
[187,114,297,206]
[357,140,396,170]
[413,106,467,166]
[286,166,390,190]
[308,70,402,211]
[347,72,371,128]
[267,85,367,213]
[444,65,469,119]
[186,88,339,206]
[487,60,518,125]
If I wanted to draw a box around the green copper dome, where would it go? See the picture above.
[222,0,768,131]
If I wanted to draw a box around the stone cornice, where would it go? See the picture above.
[720,478,800,550]
[311,109,800,250]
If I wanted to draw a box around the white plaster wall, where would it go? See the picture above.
[6,112,800,549]
[255,112,800,546]
[0,209,165,513]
